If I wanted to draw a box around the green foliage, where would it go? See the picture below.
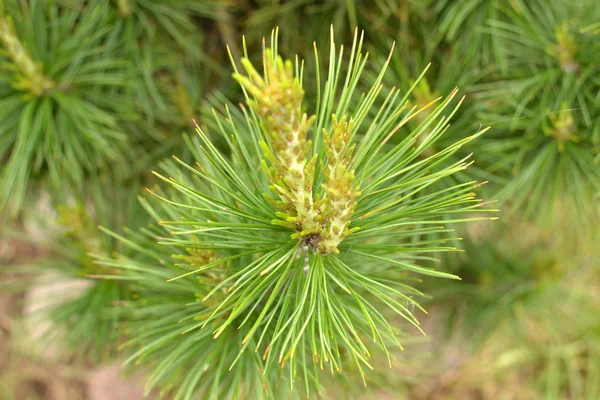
[19,174,148,363]
[473,0,600,223]
[432,0,505,65]
[95,196,299,399]
[240,0,353,57]
[0,0,223,217]
[427,221,600,398]
[1,1,599,399]
[91,30,495,398]
[109,0,222,132]
[0,0,135,215]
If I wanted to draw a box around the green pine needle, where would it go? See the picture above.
[98,28,496,399]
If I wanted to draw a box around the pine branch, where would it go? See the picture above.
[471,0,600,225]
[0,0,135,215]
[96,28,495,399]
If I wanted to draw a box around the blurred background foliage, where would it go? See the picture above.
[1,0,599,399]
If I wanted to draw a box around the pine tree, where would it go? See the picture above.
[91,30,495,399]
[0,0,135,215]
[1,1,599,399]
[472,0,600,224]
[0,0,222,217]
[17,174,146,363]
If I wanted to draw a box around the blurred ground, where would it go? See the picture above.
[0,236,147,400]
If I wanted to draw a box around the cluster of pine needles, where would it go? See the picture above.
[1,0,599,399]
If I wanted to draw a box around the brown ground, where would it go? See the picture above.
[0,235,146,400]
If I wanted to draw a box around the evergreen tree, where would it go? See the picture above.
[1,1,598,399]
[94,31,494,398]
